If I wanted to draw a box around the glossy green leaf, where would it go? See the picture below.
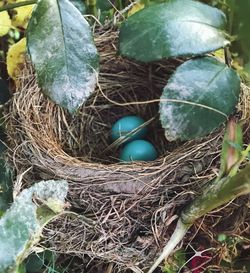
[119,0,229,62]
[160,57,240,141]
[27,0,99,113]
[0,180,68,273]
[228,0,250,62]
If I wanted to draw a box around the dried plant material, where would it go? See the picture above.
[5,28,250,272]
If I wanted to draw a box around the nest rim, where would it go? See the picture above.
[4,27,250,272]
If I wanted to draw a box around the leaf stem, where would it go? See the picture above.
[86,0,97,16]
[181,165,250,226]
[147,219,190,273]
[148,164,250,272]
[0,0,37,12]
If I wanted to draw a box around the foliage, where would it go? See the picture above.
[9,0,35,29]
[160,57,240,141]
[96,0,113,11]
[127,2,145,16]
[0,1,249,272]
[148,153,250,273]
[202,0,250,74]
[162,249,186,273]
[119,0,229,62]
[219,0,250,65]
[70,0,86,14]
[25,250,58,273]
[7,38,26,80]
[0,180,68,273]
[0,0,35,37]
[0,11,12,37]
[27,0,99,113]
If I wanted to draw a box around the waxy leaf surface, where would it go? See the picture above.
[0,180,68,273]
[160,57,240,141]
[119,0,229,62]
[27,0,99,113]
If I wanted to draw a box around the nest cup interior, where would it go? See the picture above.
[64,80,170,164]
[6,28,250,271]
[59,30,183,164]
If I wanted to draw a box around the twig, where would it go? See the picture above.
[0,0,37,12]
[147,164,250,273]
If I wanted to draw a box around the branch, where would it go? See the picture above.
[0,0,37,12]
[147,164,250,273]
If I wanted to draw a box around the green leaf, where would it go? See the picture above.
[25,250,56,273]
[0,180,68,273]
[163,249,186,273]
[119,0,229,62]
[96,0,113,11]
[160,57,240,141]
[25,253,44,273]
[229,0,250,62]
[27,0,99,113]
[69,0,86,14]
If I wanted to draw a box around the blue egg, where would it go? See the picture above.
[111,115,148,143]
[120,140,158,162]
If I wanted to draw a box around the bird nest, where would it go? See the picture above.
[5,27,250,272]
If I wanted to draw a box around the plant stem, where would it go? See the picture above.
[181,165,250,226]
[115,0,123,10]
[86,0,96,5]
[0,0,37,12]
[147,164,250,273]
[86,0,97,16]
[228,0,236,35]
[147,219,190,273]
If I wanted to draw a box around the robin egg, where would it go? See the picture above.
[120,140,158,162]
[111,115,148,143]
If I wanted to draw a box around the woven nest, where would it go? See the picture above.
[5,27,250,272]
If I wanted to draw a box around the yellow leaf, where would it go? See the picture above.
[0,11,12,37]
[128,3,145,17]
[232,58,244,71]
[213,48,225,60]
[12,4,35,28]
[7,38,26,80]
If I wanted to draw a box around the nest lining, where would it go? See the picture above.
[5,27,250,272]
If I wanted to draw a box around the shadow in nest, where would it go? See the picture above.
[5,27,250,272]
